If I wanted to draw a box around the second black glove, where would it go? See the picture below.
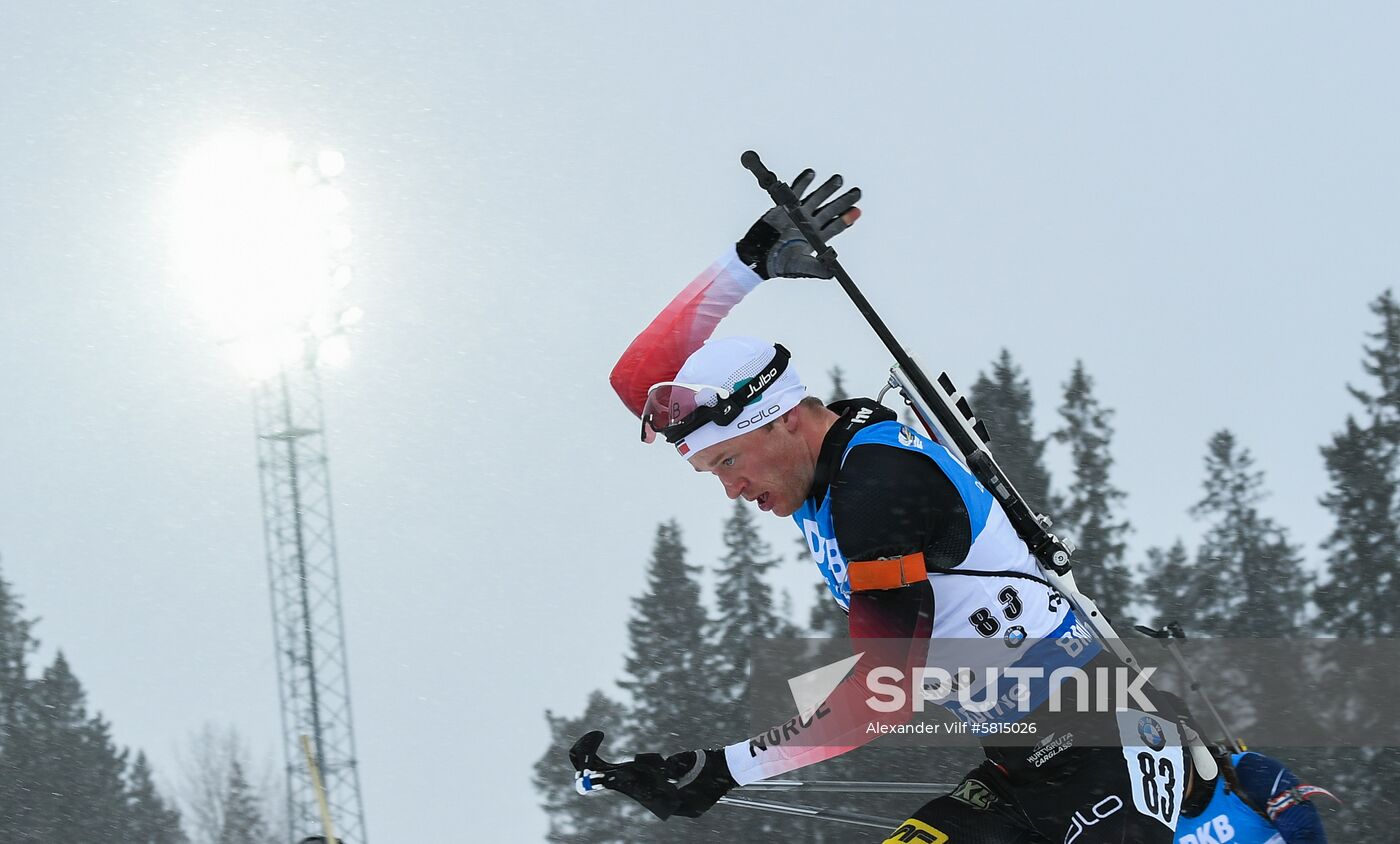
[663,748,738,818]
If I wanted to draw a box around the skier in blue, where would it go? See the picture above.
[1175,748,1332,844]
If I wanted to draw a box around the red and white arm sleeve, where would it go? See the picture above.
[723,585,935,786]
[609,247,764,417]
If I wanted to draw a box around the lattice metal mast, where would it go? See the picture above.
[255,350,367,843]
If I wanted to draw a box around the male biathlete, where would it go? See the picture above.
[605,166,1188,842]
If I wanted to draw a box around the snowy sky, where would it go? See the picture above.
[3,3,1398,840]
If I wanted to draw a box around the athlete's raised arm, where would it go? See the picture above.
[610,169,861,418]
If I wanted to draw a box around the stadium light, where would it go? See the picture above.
[172,129,359,380]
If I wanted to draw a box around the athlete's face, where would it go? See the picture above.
[690,413,813,518]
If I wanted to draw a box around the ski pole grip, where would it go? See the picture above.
[741,150,776,188]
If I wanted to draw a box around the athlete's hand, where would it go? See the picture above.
[663,748,737,818]
[736,169,862,279]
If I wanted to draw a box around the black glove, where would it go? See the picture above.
[570,731,736,821]
[736,169,862,279]
[664,748,738,818]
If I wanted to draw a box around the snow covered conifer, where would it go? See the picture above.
[969,349,1057,514]
[125,752,188,844]
[1188,430,1310,637]
[214,760,268,844]
[1311,291,1400,833]
[1318,290,1400,636]
[619,520,716,752]
[1053,361,1133,622]
[0,563,37,841]
[712,500,793,718]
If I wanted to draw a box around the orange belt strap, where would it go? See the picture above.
[848,552,927,592]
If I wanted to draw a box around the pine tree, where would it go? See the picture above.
[1316,419,1399,635]
[1311,291,1400,832]
[535,691,635,844]
[1143,434,1311,752]
[1142,437,1314,786]
[709,503,801,841]
[618,521,716,751]
[1351,289,1400,434]
[0,559,35,730]
[0,563,186,843]
[0,562,38,842]
[1317,290,1400,636]
[215,760,269,844]
[11,653,133,842]
[80,712,135,839]
[969,349,1056,513]
[127,751,188,844]
[1053,362,1134,622]
[712,500,796,725]
[1188,431,1311,637]
[617,521,731,842]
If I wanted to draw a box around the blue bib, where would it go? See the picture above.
[1175,754,1281,844]
[794,420,992,610]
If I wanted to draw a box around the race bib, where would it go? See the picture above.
[1116,707,1184,831]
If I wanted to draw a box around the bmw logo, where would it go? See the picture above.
[1138,716,1166,750]
[1004,625,1027,648]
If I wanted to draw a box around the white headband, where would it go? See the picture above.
[669,337,807,460]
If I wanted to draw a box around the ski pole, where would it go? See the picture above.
[745,779,959,794]
[718,795,902,830]
[1135,622,1245,753]
[299,734,340,844]
[739,151,1141,674]
[574,764,908,830]
[572,731,915,829]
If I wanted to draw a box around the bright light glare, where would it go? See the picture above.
[317,334,352,368]
[172,130,358,380]
[227,333,305,383]
[317,149,346,178]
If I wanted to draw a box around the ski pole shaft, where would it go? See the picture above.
[1162,639,1243,752]
[578,778,904,829]
[744,779,958,794]
[719,795,901,830]
[299,734,340,844]
[1134,624,1243,753]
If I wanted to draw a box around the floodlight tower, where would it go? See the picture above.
[174,132,369,843]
